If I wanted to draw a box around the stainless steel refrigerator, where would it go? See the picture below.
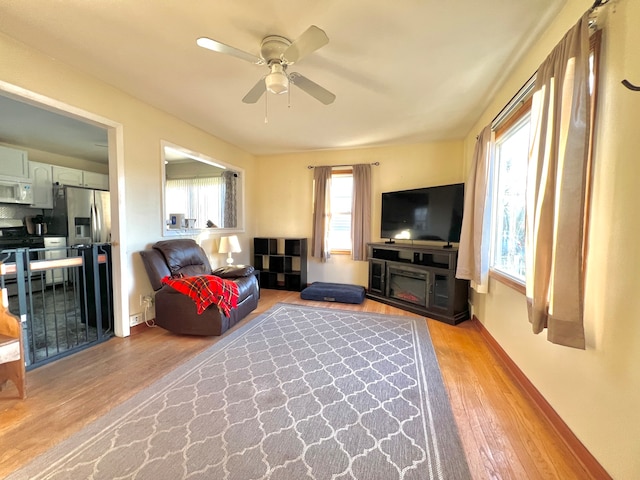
[49,185,113,331]
[50,185,111,246]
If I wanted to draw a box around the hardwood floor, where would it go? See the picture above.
[0,290,599,479]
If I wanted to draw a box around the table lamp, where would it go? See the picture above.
[218,235,241,265]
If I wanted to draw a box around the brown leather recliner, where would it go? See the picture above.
[139,239,259,336]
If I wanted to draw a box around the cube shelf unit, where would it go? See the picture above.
[253,237,308,291]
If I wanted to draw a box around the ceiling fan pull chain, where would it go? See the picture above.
[288,84,291,108]
[264,91,269,124]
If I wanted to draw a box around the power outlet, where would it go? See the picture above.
[129,313,144,327]
[139,294,154,307]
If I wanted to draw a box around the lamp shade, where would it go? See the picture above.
[218,235,241,265]
[218,235,242,254]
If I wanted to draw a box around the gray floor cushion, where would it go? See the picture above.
[300,282,366,304]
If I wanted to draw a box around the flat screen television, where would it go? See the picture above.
[381,183,464,245]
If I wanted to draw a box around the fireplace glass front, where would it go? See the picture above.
[388,266,429,308]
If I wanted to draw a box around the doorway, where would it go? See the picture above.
[0,81,128,338]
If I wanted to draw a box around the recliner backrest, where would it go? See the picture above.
[139,249,170,291]
[153,239,212,277]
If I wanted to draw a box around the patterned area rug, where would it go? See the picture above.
[8,303,471,480]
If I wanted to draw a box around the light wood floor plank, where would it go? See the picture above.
[0,290,599,479]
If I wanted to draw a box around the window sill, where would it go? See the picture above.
[489,269,526,295]
[330,250,352,256]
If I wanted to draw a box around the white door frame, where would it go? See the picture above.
[0,80,130,337]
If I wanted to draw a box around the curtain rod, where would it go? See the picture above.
[588,0,610,29]
[589,0,609,12]
[475,72,536,139]
[307,162,380,169]
[476,0,610,141]
[490,72,536,128]
[493,0,609,129]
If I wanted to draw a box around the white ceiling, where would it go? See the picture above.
[0,0,565,158]
[0,94,109,163]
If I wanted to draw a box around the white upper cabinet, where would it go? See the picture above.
[0,145,29,180]
[28,161,53,209]
[82,171,109,190]
[52,166,84,187]
[52,165,109,190]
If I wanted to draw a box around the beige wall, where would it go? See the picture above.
[0,31,258,335]
[3,1,637,475]
[256,141,464,286]
[0,27,464,328]
[464,0,640,477]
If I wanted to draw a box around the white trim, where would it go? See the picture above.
[0,81,129,337]
[160,140,246,237]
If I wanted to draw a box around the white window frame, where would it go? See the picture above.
[328,169,353,254]
[160,140,245,236]
[489,105,531,286]
[487,31,601,293]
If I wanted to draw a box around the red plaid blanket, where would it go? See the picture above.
[161,275,239,316]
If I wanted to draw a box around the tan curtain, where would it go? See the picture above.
[526,13,591,349]
[221,170,237,228]
[351,164,371,261]
[456,125,493,293]
[311,166,332,262]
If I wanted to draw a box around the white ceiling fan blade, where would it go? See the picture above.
[196,37,263,64]
[242,78,266,104]
[282,26,328,64]
[289,72,335,105]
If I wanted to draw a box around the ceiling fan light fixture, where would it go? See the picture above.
[198,26,334,104]
[265,63,289,94]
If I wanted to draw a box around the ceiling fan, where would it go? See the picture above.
[196,25,335,105]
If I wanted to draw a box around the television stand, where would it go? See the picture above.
[384,239,395,244]
[366,242,469,325]
[443,242,453,249]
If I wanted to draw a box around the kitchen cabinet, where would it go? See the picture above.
[28,161,54,209]
[0,145,29,180]
[52,166,109,190]
[52,166,83,187]
[82,171,109,190]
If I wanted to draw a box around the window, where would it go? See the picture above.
[162,142,243,233]
[328,170,353,253]
[490,104,531,282]
[489,32,601,288]
[165,176,224,228]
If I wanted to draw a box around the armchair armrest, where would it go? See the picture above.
[212,265,255,279]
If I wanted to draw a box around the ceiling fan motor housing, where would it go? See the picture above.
[260,35,292,63]
[261,36,292,94]
[196,26,333,104]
